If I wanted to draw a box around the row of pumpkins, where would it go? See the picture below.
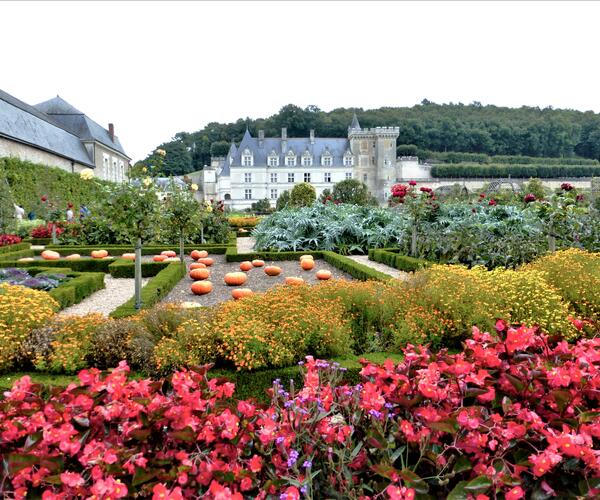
[36,249,182,262]
[188,252,332,299]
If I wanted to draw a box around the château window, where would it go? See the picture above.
[286,155,297,167]
[270,173,278,183]
[244,173,252,183]
[242,155,253,166]
[304,172,311,183]
[322,156,332,167]
[324,172,331,183]
[270,189,278,199]
[288,173,295,183]
[343,155,353,167]
[345,172,352,180]
[363,173,368,182]
[268,156,279,167]
[301,155,312,167]
[244,189,252,200]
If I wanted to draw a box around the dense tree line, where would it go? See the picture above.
[142,101,600,175]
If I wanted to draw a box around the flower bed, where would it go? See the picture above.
[1,324,599,498]
[0,267,70,291]
[0,234,22,247]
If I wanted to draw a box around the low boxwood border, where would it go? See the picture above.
[108,259,170,278]
[0,249,35,262]
[28,238,52,245]
[225,245,325,263]
[0,258,116,272]
[110,262,186,318]
[368,248,432,272]
[0,242,30,255]
[39,244,230,256]
[46,271,105,309]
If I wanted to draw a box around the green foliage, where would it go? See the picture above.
[108,259,169,278]
[369,249,431,272]
[431,163,600,178]
[250,198,273,213]
[318,188,332,203]
[143,141,193,176]
[289,183,316,208]
[275,189,290,210]
[0,258,114,273]
[161,180,202,253]
[522,178,548,200]
[0,249,34,262]
[1,157,110,219]
[0,161,16,234]
[322,251,393,281]
[396,144,419,156]
[210,140,230,157]
[110,262,186,318]
[0,242,30,255]
[332,179,375,206]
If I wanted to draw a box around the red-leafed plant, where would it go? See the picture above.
[1,323,599,498]
[0,234,22,247]
[30,224,63,239]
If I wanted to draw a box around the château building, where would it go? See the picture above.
[0,89,130,181]
[199,114,412,209]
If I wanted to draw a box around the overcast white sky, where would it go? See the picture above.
[2,1,599,162]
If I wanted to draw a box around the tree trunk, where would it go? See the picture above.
[51,224,57,245]
[179,233,185,266]
[548,234,556,253]
[134,238,142,310]
[411,224,418,257]
[200,225,205,244]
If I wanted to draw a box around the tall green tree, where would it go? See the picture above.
[332,179,374,206]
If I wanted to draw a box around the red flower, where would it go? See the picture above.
[505,486,524,500]
[41,195,48,202]
[60,472,84,488]
[408,180,417,186]
[561,183,574,191]
[524,193,536,203]
[488,199,497,206]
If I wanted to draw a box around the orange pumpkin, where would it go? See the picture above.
[17,257,35,262]
[264,266,282,276]
[300,255,314,261]
[91,249,109,259]
[252,259,265,267]
[161,250,177,257]
[121,253,136,260]
[153,255,168,262]
[191,281,213,295]
[41,250,60,260]
[191,250,209,260]
[165,257,181,262]
[316,269,332,280]
[231,288,253,300]
[285,276,305,285]
[190,268,210,280]
[65,253,81,260]
[198,257,214,267]
[300,259,315,270]
[239,261,253,272]
[224,272,248,286]
[189,262,207,270]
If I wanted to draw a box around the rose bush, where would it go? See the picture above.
[1,323,600,498]
[0,234,22,247]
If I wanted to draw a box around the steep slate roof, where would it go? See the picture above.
[220,141,237,177]
[230,131,351,167]
[0,89,95,167]
[349,113,361,130]
[35,96,129,158]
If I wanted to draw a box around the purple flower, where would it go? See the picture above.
[287,449,299,468]
[303,460,312,469]
[300,486,308,495]
[276,436,285,445]
[369,409,383,419]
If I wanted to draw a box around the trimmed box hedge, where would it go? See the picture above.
[0,242,30,255]
[322,251,393,281]
[40,244,230,256]
[0,258,116,272]
[108,259,170,278]
[110,262,186,318]
[46,271,105,309]
[0,249,35,262]
[368,248,432,272]
[225,245,325,263]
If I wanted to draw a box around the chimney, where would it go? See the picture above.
[309,129,315,145]
[258,129,264,147]
[281,127,287,153]
[108,123,115,141]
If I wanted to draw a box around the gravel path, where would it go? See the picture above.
[59,275,150,317]
[347,255,409,280]
[163,254,353,307]
[236,237,256,253]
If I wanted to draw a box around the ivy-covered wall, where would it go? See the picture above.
[0,157,111,218]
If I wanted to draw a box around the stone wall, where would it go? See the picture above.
[0,137,89,173]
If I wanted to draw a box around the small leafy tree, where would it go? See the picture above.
[276,190,291,211]
[289,183,316,208]
[318,188,333,204]
[332,179,372,206]
[522,178,547,201]
[251,198,273,214]
[162,180,201,262]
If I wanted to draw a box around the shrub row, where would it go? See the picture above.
[0,249,35,262]
[431,163,600,178]
[47,271,105,309]
[41,244,230,256]
[322,251,393,281]
[0,242,29,255]
[225,245,324,262]
[368,248,432,272]
[110,262,186,318]
[107,259,170,278]
[429,151,600,165]
[0,258,115,273]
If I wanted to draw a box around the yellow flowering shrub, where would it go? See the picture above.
[228,216,261,228]
[473,267,576,338]
[523,249,600,322]
[33,314,105,373]
[0,284,58,372]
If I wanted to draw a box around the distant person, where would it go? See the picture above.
[27,211,36,220]
[14,204,25,221]
[79,204,90,220]
[66,207,74,222]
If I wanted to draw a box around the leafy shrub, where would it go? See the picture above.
[227,216,261,228]
[431,163,600,178]
[0,284,58,372]
[86,319,146,370]
[2,325,600,498]
[289,182,316,207]
[30,223,63,239]
[15,219,45,239]
[0,234,21,247]
[31,314,105,373]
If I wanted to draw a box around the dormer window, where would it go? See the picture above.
[285,150,297,167]
[321,150,333,167]
[268,149,279,167]
[301,151,312,166]
[343,151,354,167]
[242,148,253,167]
